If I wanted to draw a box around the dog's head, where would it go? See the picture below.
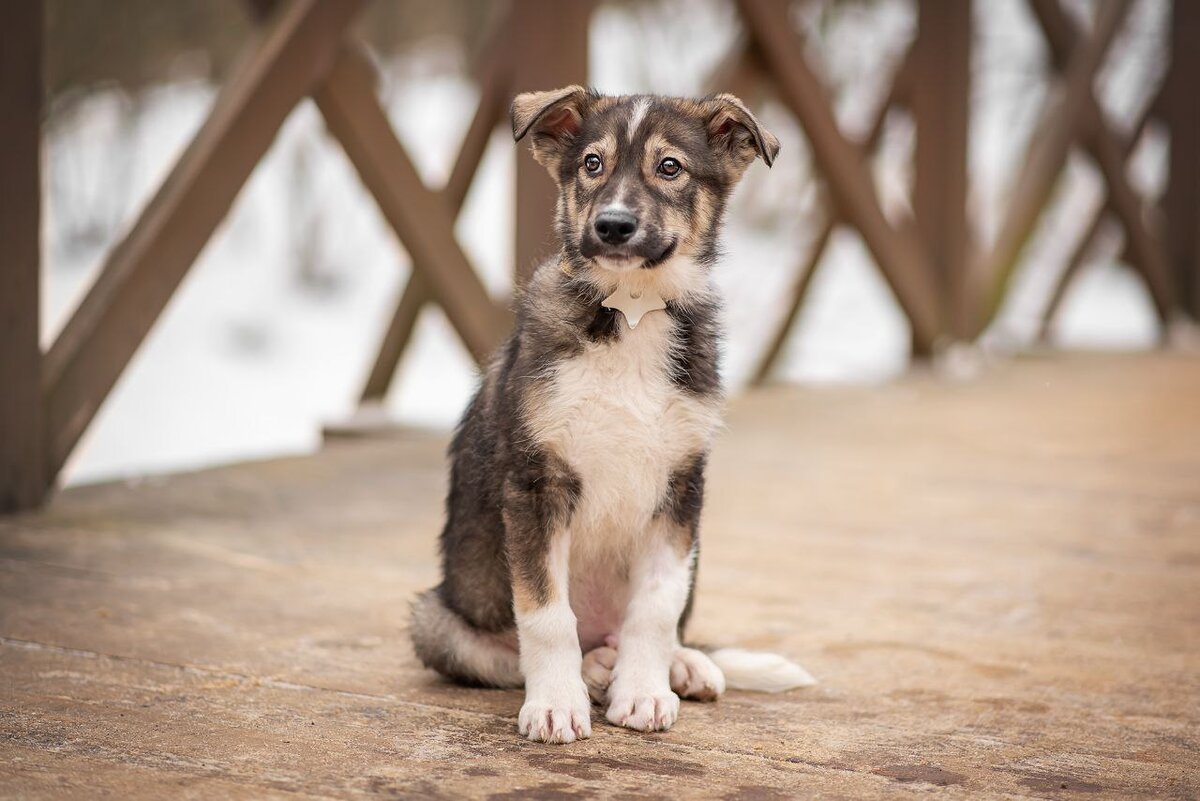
[512,87,779,273]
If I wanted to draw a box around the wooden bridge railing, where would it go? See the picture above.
[2,0,1197,512]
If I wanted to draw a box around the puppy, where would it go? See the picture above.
[411,87,812,744]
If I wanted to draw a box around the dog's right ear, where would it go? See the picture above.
[511,85,592,174]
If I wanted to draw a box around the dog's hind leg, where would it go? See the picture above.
[585,643,725,704]
[410,588,523,688]
[670,646,725,701]
[582,645,618,704]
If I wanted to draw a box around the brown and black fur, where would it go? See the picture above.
[410,87,778,688]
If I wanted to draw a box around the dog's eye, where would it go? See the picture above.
[657,157,683,178]
[584,154,603,175]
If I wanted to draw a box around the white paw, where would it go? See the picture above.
[606,687,680,732]
[581,646,618,705]
[518,683,592,744]
[670,647,726,701]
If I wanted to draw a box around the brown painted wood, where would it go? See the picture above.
[1037,94,1159,341]
[360,26,514,403]
[750,209,836,386]
[2,354,1197,798]
[312,48,510,369]
[912,0,972,340]
[41,0,365,489]
[1030,0,1173,325]
[249,0,509,390]
[1161,0,1200,319]
[1037,209,1114,341]
[750,60,907,386]
[738,0,942,352]
[705,39,768,103]
[359,273,429,404]
[973,0,1131,335]
[0,1,45,512]
[511,0,592,285]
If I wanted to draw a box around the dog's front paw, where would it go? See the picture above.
[606,686,680,732]
[518,684,592,744]
[670,647,726,701]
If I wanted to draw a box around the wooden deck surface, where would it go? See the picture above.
[2,353,1198,799]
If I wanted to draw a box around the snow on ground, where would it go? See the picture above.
[42,0,1166,487]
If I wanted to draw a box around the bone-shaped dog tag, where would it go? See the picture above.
[601,285,666,329]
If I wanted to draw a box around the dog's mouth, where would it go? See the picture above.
[641,240,677,269]
[590,240,677,272]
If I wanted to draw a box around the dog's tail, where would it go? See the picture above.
[704,648,817,693]
[410,587,523,688]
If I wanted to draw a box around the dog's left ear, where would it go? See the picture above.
[511,85,593,175]
[703,94,780,173]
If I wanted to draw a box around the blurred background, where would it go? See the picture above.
[37,0,1178,487]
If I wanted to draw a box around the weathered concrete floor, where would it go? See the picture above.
[2,353,1198,800]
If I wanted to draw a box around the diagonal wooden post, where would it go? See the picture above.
[42,0,365,487]
[247,0,511,388]
[358,27,514,403]
[705,38,770,105]
[738,0,942,351]
[750,207,836,385]
[1037,95,1160,338]
[971,0,1131,336]
[311,47,510,365]
[749,55,908,385]
[1030,0,1172,323]
[0,0,45,512]
[1037,210,1114,341]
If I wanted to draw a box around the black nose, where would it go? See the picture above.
[593,210,638,245]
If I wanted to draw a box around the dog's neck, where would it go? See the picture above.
[557,252,710,308]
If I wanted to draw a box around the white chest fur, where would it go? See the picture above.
[525,310,722,552]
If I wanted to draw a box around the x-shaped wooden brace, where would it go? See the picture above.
[743,53,913,384]
[347,16,516,404]
[40,0,511,485]
[716,1,925,382]
[735,0,942,359]
[1037,88,1162,339]
[742,0,1164,371]
[971,0,1172,335]
[1029,0,1173,335]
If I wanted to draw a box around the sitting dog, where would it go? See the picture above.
[411,87,812,743]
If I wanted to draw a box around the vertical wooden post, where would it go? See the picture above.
[1162,0,1200,320]
[0,0,45,511]
[511,0,591,285]
[912,0,971,342]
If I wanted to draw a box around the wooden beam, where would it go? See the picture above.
[750,210,836,386]
[973,0,1131,335]
[912,0,972,339]
[511,0,592,285]
[249,0,510,394]
[706,39,768,103]
[1038,209,1113,341]
[738,0,942,351]
[359,29,514,402]
[750,59,904,385]
[1161,0,1200,319]
[42,0,364,488]
[0,0,45,512]
[1037,92,1159,341]
[312,47,510,367]
[1030,0,1172,324]
[360,275,429,404]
